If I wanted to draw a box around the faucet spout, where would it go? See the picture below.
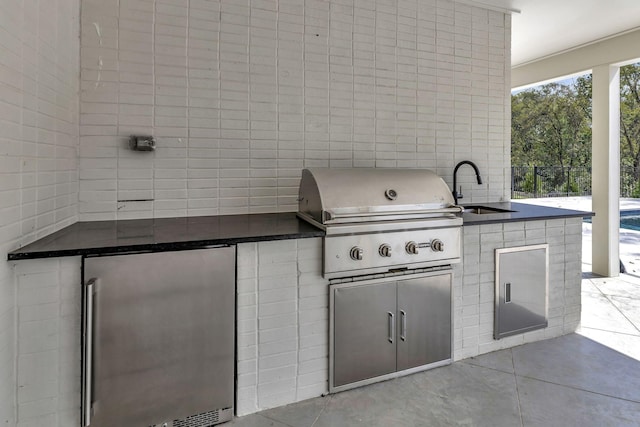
[452,160,483,205]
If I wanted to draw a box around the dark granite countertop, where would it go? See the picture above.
[7,202,592,261]
[7,213,324,260]
[460,201,593,226]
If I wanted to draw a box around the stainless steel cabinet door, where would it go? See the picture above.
[332,282,397,387]
[397,273,452,371]
[495,245,548,339]
[83,247,235,427]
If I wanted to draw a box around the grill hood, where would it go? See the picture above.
[297,168,462,226]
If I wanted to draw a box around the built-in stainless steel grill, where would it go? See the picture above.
[297,168,463,280]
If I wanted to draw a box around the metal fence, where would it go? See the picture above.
[511,166,640,199]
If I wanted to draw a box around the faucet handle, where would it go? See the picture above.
[457,186,463,200]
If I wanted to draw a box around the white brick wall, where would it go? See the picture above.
[296,238,328,401]
[236,238,328,416]
[0,270,15,426]
[0,0,80,425]
[79,0,511,220]
[14,257,82,427]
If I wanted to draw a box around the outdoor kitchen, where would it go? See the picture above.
[0,0,606,426]
[6,166,588,423]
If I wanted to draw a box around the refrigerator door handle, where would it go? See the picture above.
[83,278,97,427]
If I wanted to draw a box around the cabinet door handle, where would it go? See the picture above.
[388,312,395,343]
[400,310,407,341]
[505,282,512,303]
[83,278,97,427]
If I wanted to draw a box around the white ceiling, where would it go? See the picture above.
[470,0,640,67]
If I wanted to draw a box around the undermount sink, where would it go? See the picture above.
[463,205,515,215]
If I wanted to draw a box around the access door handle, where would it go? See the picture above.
[83,278,97,426]
[388,312,395,343]
[399,310,407,341]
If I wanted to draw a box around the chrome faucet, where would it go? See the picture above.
[452,160,483,205]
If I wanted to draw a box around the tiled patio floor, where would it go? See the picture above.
[227,274,640,427]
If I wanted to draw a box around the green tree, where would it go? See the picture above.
[512,63,640,198]
[620,64,640,182]
[511,79,592,168]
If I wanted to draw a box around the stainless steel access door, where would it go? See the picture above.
[495,244,549,339]
[396,274,452,371]
[82,247,235,427]
[332,281,397,388]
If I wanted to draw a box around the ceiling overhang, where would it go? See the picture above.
[509,0,640,70]
[512,28,640,89]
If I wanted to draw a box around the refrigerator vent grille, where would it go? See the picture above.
[173,407,232,427]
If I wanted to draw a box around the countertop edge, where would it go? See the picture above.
[7,212,325,261]
[461,201,593,226]
[7,231,326,261]
[8,203,593,261]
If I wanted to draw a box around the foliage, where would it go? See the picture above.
[620,65,640,182]
[521,169,535,193]
[632,181,640,199]
[511,77,592,168]
[512,63,640,198]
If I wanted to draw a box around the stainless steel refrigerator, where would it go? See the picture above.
[82,247,235,427]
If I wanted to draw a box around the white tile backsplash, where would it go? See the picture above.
[80,0,511,220]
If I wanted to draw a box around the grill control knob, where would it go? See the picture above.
[431,239,445,252]
[378,244,392,257]
[350,246,364,261]
[405,241,419,255]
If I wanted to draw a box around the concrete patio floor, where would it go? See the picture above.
[227,198,640,427]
